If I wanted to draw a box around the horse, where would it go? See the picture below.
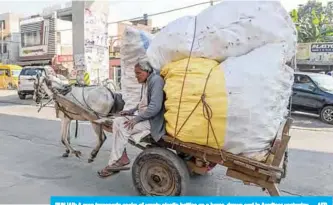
[33,73,125,163]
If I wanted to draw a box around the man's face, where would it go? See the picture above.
[134,65,149,83]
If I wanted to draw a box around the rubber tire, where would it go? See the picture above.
[320,106,333,124]
[18,94,26,100]
[132,147,190,196]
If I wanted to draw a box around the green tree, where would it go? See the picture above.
[290,0,333,42]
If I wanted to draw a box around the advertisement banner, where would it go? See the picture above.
[20,45,48,57]
[296,43,310,60]
[311,43,333,52]
[57,55,73,62]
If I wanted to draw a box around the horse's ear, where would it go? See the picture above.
[45,78,52,87]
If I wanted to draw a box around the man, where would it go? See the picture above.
[98,59,166,178]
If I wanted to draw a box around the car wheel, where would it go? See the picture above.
[18,94,26,100]
[320,106,333,124]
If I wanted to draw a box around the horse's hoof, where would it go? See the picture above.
[62,153,69,158]
[74,150,82,158]
[88,158,94,163]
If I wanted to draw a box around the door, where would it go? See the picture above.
[292,74,325,112]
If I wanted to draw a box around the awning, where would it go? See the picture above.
[16,60,51,66]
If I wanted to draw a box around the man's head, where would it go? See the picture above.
[134,60,153,83]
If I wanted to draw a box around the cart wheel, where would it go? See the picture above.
[176,151,216,176]
[132,147,190,196]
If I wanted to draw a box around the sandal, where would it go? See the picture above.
[97,166,120,178]
[106,161,131,171]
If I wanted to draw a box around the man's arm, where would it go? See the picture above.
[128,105,139,114]
[134,76,164,123]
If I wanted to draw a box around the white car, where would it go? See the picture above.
[17,65,68,100]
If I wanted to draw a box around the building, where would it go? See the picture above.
[0,13,22,64]
[17,3,74,78]
[296,42,333,73]
[109,18,153,86]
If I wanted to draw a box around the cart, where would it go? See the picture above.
[53,92,292,196]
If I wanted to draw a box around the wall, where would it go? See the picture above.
[56,18,72,54]
[0,13,11,37]
[0,13,21,63]
[1,33,20,63]
[9,13,21,33]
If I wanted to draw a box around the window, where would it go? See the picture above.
[20,68,45,76]
[310,74,333,92]
[114,66,121,89]
[0,69,6,76]
[21,31,41,47]
[293,75,316,91]
[0,44,7,53]
[56,32,61,44]
[0,20,5,29]
[11,70,21,77]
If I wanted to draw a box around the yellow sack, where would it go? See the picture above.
[160,58,227,149]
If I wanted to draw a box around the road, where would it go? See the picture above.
[0,90,332,203]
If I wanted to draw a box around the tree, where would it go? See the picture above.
[290,0,333,42]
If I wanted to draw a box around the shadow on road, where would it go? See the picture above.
[291,112,332,129]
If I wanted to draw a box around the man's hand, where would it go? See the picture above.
[124,118,137,130]
[119,110,133,116]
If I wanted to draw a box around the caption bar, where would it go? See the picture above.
[50,196,333,205]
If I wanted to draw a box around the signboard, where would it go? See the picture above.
[20,45,48,57]
[311,43,333,52]
[296,43,311,60]
[57,55,73,62]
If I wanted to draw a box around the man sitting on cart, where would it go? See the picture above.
[98,59,166,178]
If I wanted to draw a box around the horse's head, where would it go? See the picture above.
[33,74,53,104]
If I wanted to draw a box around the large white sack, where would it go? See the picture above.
[120,26,153,110]
[221,42,294,160]
[147,0,297,69]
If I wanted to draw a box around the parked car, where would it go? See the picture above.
[18,66,46,99]
[291,72,333,124]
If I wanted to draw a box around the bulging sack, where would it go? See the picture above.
[160,43,294,160]
[161,58,227,149]
[120,26,154,110]
[147,1,297,70]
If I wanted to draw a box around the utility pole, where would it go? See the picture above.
[210,0,213,6]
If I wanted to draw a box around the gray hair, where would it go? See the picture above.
[135,58,154,73]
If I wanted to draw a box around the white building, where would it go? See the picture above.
[17,3,74,78]
[0,12,21,64]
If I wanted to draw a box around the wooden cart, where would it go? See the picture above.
[53,92,292,196]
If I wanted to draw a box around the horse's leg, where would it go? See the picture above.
[88,123,107,163]
[60,117,71,157]
[61,116,81,158]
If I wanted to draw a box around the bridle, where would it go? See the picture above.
[34,73,44,104]
[34,73,54,112]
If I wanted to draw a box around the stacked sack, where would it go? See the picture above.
[152,1,297,161]
[120,26,153,110]
[147,0,296,69]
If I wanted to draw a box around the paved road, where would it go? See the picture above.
[0,90,332,203]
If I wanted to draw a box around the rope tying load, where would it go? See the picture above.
[169,16,226,162]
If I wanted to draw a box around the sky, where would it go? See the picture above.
[0,0,330,30]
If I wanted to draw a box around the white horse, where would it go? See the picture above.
[33,74,124,163]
